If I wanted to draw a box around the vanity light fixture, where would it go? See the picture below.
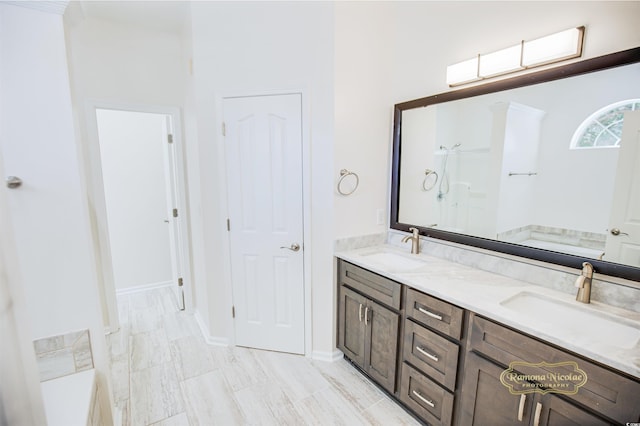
[446,26,585,86]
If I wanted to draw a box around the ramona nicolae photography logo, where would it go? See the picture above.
[500,361,588,395]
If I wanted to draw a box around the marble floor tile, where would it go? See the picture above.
[233,381,305,426]
[219,347,270,392]
[130,328,172,372]
[109,353,130,403]
[163,311,201,342]
[312,358,385,412]
[361,397,422,426]
[294,387,370,425]
[181,370,245,425]
[130,306,164,335]
[108,287,420,426]
[169,335,216,381]
[149,412,190,426]
[254,350,330,404]
[130,362,184,425]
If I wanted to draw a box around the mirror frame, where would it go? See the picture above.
[391,47,640,282]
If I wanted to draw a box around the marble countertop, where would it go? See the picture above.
[335,244,640,379]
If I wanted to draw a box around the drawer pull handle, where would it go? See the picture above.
[517,394,526,421]
[412,390,435,408]
[533,402,542,426]
[418,307,443,321]
[364,306,369,326]
[359,304,363,322]
[416,346,439,362]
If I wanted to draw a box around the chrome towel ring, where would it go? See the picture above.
[337,169,359,196]
[423,169,438,191]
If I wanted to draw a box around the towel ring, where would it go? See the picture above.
[337,169,359,196]
[423,169,438,191]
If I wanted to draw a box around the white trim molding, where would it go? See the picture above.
[115,280,172,296]
[311,350,344,363]
[194,310,229,347]
[4,1,68,15]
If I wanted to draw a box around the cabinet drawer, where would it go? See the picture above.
[339,261,401,310]
[403,319,459,391]
[400,363,454,426]
[469,314,640,424]
[406,288,463,340]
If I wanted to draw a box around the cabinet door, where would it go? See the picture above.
[458,353,533,425]
[535,394,610,426]
[365,299,400,393]
[337,286,367,367]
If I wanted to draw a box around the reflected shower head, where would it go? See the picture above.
[440,143,462,151]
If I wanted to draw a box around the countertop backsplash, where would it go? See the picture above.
[336,230,639,313]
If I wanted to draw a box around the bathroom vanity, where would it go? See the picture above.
[336,245,640,425]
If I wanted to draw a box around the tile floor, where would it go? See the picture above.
[106,287,420,425]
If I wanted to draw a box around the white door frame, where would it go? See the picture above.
[84,100,193,332]
[215,89,312,356]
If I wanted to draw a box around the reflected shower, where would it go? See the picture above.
[437,143,461,200]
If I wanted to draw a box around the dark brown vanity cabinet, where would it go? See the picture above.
[336,259,640,426]
[399,288,465,426]
[337,261,401,394]
[459,314,640,426]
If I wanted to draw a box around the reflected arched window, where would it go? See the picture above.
[571,99,640,149]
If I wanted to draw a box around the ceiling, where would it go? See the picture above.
[69,1,190,33]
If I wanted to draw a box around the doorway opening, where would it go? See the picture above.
[89,105,190,332]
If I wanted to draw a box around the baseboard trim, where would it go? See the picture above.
[115,280,172,296]
[311,349,343,362]
[193,309,229,347]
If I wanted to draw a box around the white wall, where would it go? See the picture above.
[188,1,335,354]
[96,110,173,290]
[334,2,395,238]
[391,2,640,102]
[64,14,191,326]
[0,3,112,423]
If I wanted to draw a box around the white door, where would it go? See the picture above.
[96,109,185,308]
[224,93,305,354]
[604,110,640,266]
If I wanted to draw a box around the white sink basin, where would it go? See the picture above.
[358,250,426,272]
[500,292,640,349]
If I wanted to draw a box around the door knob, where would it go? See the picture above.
[609,228,629,236]
[280,243,300,252]
[5,176,22,189]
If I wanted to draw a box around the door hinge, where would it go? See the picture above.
[226,218,230,231]
[232,306,235,318]
[178,277,183,287]
[173,208,178,218]
[222,122,226,136]
[168,133,174,144]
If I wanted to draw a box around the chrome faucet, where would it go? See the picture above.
[575,262,594,304]
[402,227,421,254]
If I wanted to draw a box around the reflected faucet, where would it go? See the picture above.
[575,262,594,304]
[402,227,421,254]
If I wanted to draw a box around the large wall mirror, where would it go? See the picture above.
[391,47,640,282]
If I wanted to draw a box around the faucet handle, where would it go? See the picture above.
[580,262,594,277]
[574,275,586,288]
[409,227,420,236]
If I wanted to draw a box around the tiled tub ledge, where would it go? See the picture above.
[41,369,98,426]
[335,243,640,379]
